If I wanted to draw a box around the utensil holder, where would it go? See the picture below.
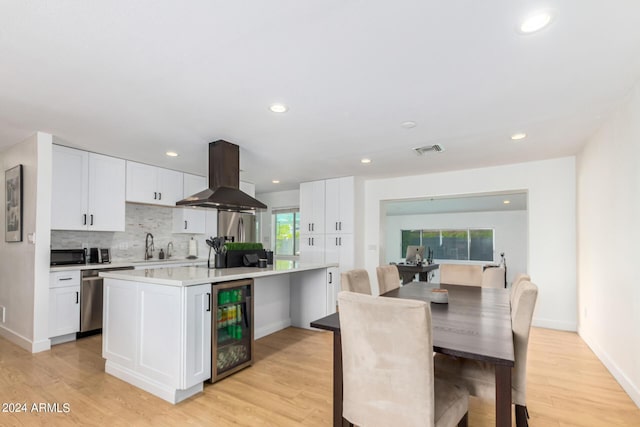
[214,253,226,269]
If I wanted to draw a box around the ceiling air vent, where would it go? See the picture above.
[413,144,445,155]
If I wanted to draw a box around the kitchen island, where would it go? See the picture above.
[99,261,337,404]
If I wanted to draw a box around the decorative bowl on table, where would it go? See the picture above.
[430,288,449,304]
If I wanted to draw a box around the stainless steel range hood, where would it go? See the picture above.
[176,140,267,211]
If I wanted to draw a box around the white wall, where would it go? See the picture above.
[384,210,527,285]
[255,189,300,251]
[577,83,640,407]
[0,132,52,352]
[363,157,576,331]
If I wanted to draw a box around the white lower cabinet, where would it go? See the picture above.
[185,285,213,384]
[103,280,211,403]
[49,285,80,338]
[325,233,353,298]
[326,267,339,315]
[49,271,80,342]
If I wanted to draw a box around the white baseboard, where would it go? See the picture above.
[105,361,202,404]
[32,338,52,353]
[578,328,640,409]
[50,333,76,346]
[0,324,50,353]
[255,318,291,340]
[532,316,577,332]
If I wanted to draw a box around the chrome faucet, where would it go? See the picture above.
[145,233,154,260]
[166,241,173,259]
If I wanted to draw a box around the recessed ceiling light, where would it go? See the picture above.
[165,151,179,157]
[401,121,417,129]
[519,11,552,34]
[269,104,288,113]
[511,133,527,141]
[503,200,511,205]
[272,180,280,184]
[361,158,372,164]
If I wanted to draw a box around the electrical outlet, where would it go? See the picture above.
[583,307,588,319]
[0,306,5,323]
[118,242,128,250]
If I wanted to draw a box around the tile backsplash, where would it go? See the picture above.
[51,204,208,261]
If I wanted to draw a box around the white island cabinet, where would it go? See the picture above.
[100,261,336,404]
[102,281,211,403]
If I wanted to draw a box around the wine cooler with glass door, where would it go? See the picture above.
[211,278,254,382]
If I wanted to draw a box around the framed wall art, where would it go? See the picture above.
[5,164,23,242]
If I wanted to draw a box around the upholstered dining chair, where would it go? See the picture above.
[341,269,372,295]
[337,291,469,427]
[434,280,539,427]
[481,267,505,288]
[376,264,401,295]
[510,273,531,306]
[439,264,483,286]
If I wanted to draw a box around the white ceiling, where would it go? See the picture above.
[1,1,639,193]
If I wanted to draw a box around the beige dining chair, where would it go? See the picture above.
[481,267,505,288]
[376,264,401,295]
[510,273,531,307]
[434,280,538,427]
[338,291,469,427]
[439,264,483,286]
[341,269,372,295]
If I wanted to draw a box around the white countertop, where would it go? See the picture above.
[99,261,338,287]
[50,257,208,272]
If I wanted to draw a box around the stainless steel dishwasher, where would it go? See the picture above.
[80,266,134,336]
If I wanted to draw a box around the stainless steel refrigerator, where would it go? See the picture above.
[218,211,257,243]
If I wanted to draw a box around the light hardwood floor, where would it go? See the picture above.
[0,327,638,426]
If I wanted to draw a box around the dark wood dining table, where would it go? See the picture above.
[310,281,515,427]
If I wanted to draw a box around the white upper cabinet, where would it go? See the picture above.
[174,173,207,234]
[51,145,125,231]
[183,173,207,197]
[88,153,127,231]
[239,180,256,197]
[126,161,184,206]
[325,176,354,234]
[173,208,206,234]
[157,168,184,205]
[299,177,355,274]
[300,180,325,235]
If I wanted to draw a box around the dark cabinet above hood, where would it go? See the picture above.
[176,140,267,211]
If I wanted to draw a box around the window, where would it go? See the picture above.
[469,229,494,261]
[274,209,300,257]
[401,228,494,262]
